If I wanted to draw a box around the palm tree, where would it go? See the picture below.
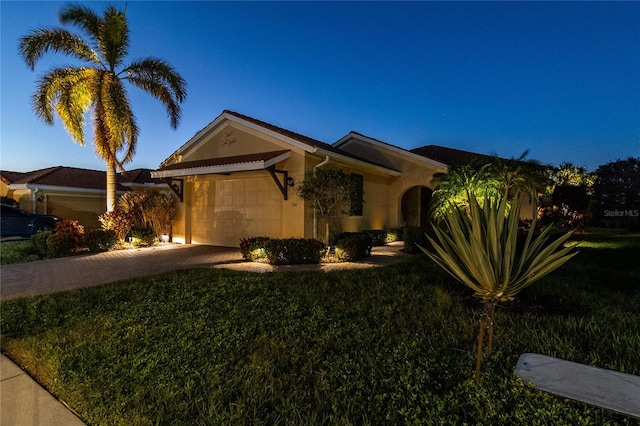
[547,163,594,229]
[19,4,186,211]
[553,162,594,187]
[431,152,552,221]
[490,153,547,196]
[430,163,501,220]
[420,193,577,383]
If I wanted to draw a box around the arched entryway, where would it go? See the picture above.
[401,186,433,227]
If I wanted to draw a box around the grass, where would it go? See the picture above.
[1,229,639,424]
[0,239,40,264]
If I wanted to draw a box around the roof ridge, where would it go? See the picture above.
[16,166,61,184]
[0,170,29,185]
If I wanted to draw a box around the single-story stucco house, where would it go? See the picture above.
[1,166,166,229]
[151,110,519,247]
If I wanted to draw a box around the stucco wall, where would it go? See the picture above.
[336,136,446,228]
[302,156,395,242]
[168,121,309,246]
[1,186,106,229]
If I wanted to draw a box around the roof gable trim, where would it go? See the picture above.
[334,131,448,168]
[162,112,317,166]
[152,151,292,179]
[8,184,126,194]
[314,148,402,177]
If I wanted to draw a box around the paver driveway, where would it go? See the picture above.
[0,245,243,301]
[0,242,410,301]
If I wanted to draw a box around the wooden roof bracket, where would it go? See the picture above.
[267,167,288,200]
[164,178,184,202]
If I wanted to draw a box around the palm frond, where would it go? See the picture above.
[123,58,187,101]
[19,28,100,70]
[32,67,96,143]
[123,58,187,127]
[98,6,130,68]
[59,4,101,40]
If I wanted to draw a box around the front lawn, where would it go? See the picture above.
[0,239,40,264]
[1,230,639,424]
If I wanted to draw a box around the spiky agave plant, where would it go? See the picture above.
[420,192,578,383]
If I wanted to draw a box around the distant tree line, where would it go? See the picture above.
[430,155,640,231]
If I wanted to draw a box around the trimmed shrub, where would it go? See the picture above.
[99,210,134,242]
[266,238,325,265]
[240,236,272,261]
[363,230,387,246]
[335,232,372,261]
[40,219,85,257]
[403,226,437,254]
[31,232,52,257]
[55,220,84,248]
[83,229,117,253]
[386,228,402,243]
[240,237,325,264]
[130,227,156,247]
[46,233,73,257]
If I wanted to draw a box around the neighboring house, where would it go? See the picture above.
[1,166,166,229]
[152,110,452,246]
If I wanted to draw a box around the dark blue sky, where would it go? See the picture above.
[2,1,639,173]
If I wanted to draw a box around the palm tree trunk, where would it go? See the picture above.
[106,160,117,212]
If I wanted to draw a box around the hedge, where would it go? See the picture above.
[334,232,372,261]
[363,230,387,246]
[240,237,326,264]
[403,226,437,254]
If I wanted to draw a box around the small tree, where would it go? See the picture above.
[420,192,578,383]
[296,167,359,245]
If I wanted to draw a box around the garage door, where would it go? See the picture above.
[190,175,283,246]
[45,194,105,229]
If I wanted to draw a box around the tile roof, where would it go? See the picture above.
[119,168,165,185]
[158,150,291,171]
[0,170,30,185]
[410,145,497,166]
[1,166,161,191]
[411,145,548,172]
[223,110,398,172]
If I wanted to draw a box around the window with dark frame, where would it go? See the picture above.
[350,173,364,216]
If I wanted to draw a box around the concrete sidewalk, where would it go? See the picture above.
[1,355,85,426]
[1,242,409,424]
